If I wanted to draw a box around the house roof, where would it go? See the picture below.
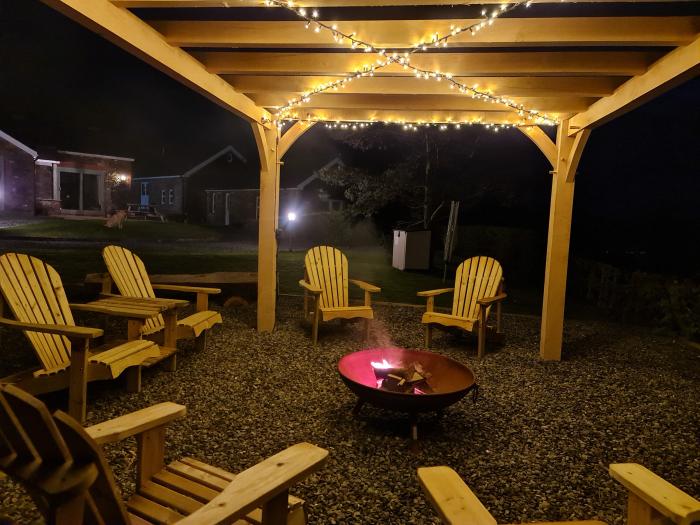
[58,150,135,162]
[181,145,247,178]
[296,157,344,190]
[0,129,38,159]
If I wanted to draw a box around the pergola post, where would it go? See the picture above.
[252,122,280,332]
[540,119,590,360]
[252,121,316,332]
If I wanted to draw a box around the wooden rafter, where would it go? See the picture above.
[278,108,530,124]
[151,17,700,49]
[113,0,700,7]
[570,34,700,133]
[225,75,625,98]
[196,51,662,76]
[251,93,594,113]
[41,0,270,126]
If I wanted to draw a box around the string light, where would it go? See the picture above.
[255,0,557,125]
[276,115,554,133]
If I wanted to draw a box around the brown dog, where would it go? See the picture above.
[105,210,127,229]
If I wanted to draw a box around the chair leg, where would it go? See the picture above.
[261,489,289,525]
[195,332,207,352]
[424,325,432,348]
[477,320,486,359]
[164,354,177,372]
[125,366,142,393]
[312,312,319,346]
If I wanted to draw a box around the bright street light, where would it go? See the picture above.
[287,211,297,222]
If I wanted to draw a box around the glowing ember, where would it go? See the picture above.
[371,358,393,369]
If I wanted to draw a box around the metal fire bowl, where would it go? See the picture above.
[338,348,477,414]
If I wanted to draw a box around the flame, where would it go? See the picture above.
[370,358,393,369]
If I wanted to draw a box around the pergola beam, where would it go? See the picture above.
[570,34,700,133]
[197,51,661,76]
[226,75,625,98]
[280,108,537,125]
[114,0,699,7]
[152,17,699,49]
[41,0,270,126]
[254,93,593,114]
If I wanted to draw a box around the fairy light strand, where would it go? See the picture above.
[253,0,555,125]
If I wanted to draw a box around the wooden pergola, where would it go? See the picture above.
[41,0,699,360]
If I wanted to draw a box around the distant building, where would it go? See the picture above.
[205,157,346,227]
[0,129,133,216]
[131,145,250,221]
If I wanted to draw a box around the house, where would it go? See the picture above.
[0,129,133,216]
[131,145,250,221]
[205,157,346,227]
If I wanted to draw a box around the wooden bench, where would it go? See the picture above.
[86,270,258,306]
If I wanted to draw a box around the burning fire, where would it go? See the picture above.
[370,358,393,369]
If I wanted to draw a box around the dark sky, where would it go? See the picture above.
[1,0,699,274]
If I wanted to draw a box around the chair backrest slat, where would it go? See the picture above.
[304,246,349,308]
[0,253,72,370]
[2,386,71,465]
[0,390,39,464]
[54,411,131,525]
[452,257,503,320]
[0,385,126,525]
[102,246,163,332]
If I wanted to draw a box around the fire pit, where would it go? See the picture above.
[338,348,477,443]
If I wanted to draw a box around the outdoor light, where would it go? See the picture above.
[287,211,297,222]
[118,174,128,182]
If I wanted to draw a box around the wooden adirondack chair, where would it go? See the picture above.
[299,246,381,345]
[0,253,160,423]
[102,245,222,352]
[0,384,329,525]
[418,463,700,525]
[418,256,506,359]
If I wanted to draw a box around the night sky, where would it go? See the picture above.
[1,0,698,275]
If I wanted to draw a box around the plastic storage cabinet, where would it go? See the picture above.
[392,230,431,270]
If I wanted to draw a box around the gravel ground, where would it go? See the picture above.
[1,297,698,524]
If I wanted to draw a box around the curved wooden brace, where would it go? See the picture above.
[279,121,316,158]
[518,126,557,169]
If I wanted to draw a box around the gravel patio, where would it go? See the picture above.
[1,296,698,524]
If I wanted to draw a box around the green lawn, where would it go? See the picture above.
[0,218,541,311]
[0,218,223,241]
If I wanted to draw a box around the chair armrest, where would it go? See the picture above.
[152,284,221,295]
[477,293,507,307]
[609,463,700,525]
[85,402,186,445]
[69,303,157,319]
[299,280,322,295]
[179,443,328,525]
[417,288,454,298]
[0,317,103,339]
[349,279,381,293]
[418,466,497,525]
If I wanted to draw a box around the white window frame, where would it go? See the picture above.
[161,189,166,204]
[211,193,216,214]
[168,188,174,205]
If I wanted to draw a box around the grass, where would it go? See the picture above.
[0,218,223,241]
[0,217,542,311]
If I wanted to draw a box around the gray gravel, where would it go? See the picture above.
[1,297,699,524]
